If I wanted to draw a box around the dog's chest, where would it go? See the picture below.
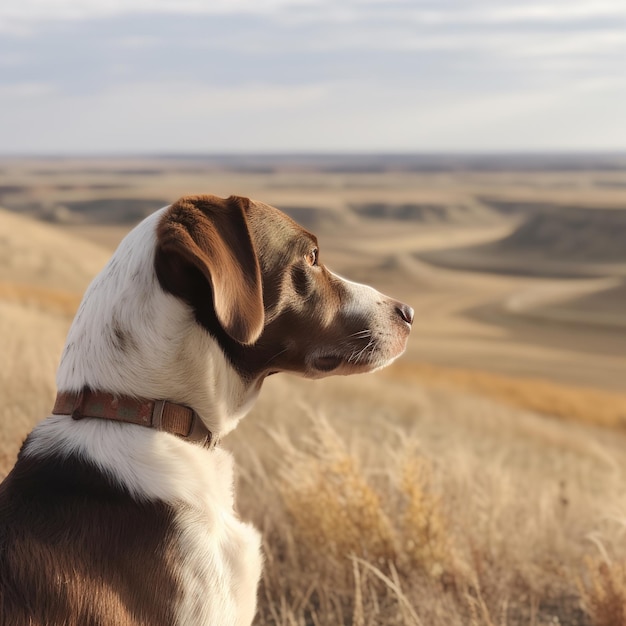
[172,496,262,626]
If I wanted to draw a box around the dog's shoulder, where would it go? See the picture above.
[0,445,181,626]
[0,424,263,626]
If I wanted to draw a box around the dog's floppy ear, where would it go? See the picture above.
[155,194,264,345]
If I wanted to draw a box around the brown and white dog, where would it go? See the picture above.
[0,195,413,626]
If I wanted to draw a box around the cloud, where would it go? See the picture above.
[3,74,626,154]
[0,80,333,153]
[0,81,55,97]
[1,0,625,151]
[3,0,626,25]
[0,0,313,22]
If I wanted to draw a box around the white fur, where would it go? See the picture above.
[26,207,263,626]
[175,506,261,626]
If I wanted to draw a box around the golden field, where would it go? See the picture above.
[1,156,626,625]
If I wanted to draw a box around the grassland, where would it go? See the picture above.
[1,156,626,625]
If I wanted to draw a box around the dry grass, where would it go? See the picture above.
[389,361,626,430]
[0,281,81,316]
[0,207,109,291]
[225,365,626,625]
[400,456,456,580]
[3,293,624,624]
[579,559,626,626]
[244,413,463,625]
[280,419,398,570]
[0,300,70,466]
[231,395,625,625]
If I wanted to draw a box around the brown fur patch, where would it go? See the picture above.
[155,195,264,345]
[0,446,182,626]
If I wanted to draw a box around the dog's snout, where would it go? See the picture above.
[396,303,414,326]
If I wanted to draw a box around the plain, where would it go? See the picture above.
[1,156,626,625]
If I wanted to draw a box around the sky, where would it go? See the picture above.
[1,0,625,154]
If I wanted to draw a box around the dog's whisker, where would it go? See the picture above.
[354,339,376,364]
[347,329,372,339]
[263,347,289,367]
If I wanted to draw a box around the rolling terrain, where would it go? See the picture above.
[1,156,626,625]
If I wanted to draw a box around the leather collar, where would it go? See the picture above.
[52,389,217,448]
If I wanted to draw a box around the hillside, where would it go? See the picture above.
[0,208,110,465]
[349,199,501,224]
[418,205,626,278]
[501,206,626,263]
[0,207,110,291]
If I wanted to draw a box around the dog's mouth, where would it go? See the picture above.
[311,352,388,376]
[310,333,408,375]
[312,355,344,372]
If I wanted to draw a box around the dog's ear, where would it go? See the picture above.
[155,195,264,345]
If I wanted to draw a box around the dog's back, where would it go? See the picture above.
[0,440,179,626]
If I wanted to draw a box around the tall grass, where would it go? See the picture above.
[242,413,460,625]
[227,358,626,626]
[3,290,626,625]
[580,559,626,626]
[0,300,69,466]
[224,383,626,626]
[0,281,81,316]
[389,361,626,430]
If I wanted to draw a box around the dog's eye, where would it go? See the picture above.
[306,248,319,267]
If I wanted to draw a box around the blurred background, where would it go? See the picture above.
[1,2,626,625]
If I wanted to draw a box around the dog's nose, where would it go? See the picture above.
[396,303,414,325]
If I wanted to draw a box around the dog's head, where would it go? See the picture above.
[154,195,413,381]
[57,194,412,434]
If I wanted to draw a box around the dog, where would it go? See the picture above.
[0,194,413,626]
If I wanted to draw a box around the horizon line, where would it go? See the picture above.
[1,150,626,159]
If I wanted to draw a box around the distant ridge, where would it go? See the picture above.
[500,206,626,263]
[417,205,626,277]
[158,152,626,173]
[3,153,626,173]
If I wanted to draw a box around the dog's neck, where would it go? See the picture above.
[55,210,259,439]
[52,390,218,447]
